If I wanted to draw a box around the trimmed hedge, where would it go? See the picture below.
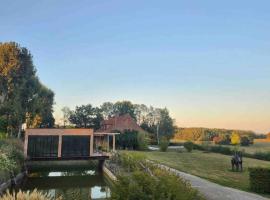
[249,167,270,193]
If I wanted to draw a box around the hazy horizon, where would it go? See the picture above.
[1,0,269,133]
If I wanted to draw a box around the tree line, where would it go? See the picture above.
[0,42,55,138]
[173,127,259,145]
[62,101,175,142]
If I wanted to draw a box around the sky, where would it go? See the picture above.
[1,0,270,133]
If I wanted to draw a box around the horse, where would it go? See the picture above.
[231,152,243,172]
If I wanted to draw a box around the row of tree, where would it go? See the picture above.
[0,42,55,138]
[173,127,258,145]
[61,101,175,141]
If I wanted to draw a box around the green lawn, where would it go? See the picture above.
[127,150,270,192]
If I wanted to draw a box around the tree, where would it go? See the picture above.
[158,108,174,139]
[241,136,251,146]
[0,42,55,135]
[100,102,114,119]
[69,104,103,130]
[61,106,71,127]
[113,101,136,119]
[231,132,241,145]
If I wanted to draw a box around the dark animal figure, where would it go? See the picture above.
[231,152,243,172]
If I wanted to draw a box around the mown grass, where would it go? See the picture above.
[127,150,270,192]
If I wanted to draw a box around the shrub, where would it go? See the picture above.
[252,151,270,161]
[249,167,270,193]
[241,136,251,146]
[111,170,204,200]
[210,145,232,155]
[159,137,169,152]
[116,130,139,150]
[137,132,148,151]
[184,141,194,152]
[1,189,62,200]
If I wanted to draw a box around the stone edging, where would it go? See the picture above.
[103,166,117,182]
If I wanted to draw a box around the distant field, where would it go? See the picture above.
[127,150,270,192]
[231,142,270,154]
[171,139,270,154]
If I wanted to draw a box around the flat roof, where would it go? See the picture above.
[26,128,94,136]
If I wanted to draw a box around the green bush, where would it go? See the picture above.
[116,130,139,150]
[159,137,169,152]
[210,145,232,155]
[249,167,270,193]
[252,151,270,161]
[137,132,149,151]
[241,136,251,146]
[184,141,194,152]
[111,170,204,200]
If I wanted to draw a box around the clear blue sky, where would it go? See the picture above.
[1,0,270,133]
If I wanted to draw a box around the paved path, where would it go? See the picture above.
[154,163,269,200]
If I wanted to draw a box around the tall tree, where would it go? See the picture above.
[113,101,136,119]
[69,104,103,130]
[0,42,55,136]
[61,106,71,127]
[100,102,114,119]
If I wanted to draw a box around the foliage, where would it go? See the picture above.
[267,133,270,139]
[113,101,136,119]
[249,167,270,193]
[241,136,251,146]
[231,132,241,145]
[68,104,103,130]
[1,189,62,200]
[111,152,204,200]
[0,42,55,137]
[209,145,232,155]
[184,141,194,152]
[252,151,270,161]
[159,137,169,152]
[119,152,146,172]
[173,127,255,144]
[116,131,148,151]
[137,132,149,151]
[0,139,24,183]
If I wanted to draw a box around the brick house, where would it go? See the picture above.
[96,114,147,134]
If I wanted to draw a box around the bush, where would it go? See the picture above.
[111,170,204,200]
[241,136,251,146]
[252,151,270,161]
[137,132,148,151]
[184,141,194,152]
[116,130,139,150]
[249,167,270,193]
[159,137,169,152]
[1,189,62,200]
[210,145,232,155]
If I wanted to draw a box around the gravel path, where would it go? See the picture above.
[154,163,269,200]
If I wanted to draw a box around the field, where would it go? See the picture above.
[171,139,270,154]
[128,150,270,192]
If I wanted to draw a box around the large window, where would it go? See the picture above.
[28,136,59,158]
[62,136,90,158]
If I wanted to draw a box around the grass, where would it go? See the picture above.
[235,142,270,154]
[127,150,270,192]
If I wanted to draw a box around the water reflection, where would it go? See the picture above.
[21,169,111,200]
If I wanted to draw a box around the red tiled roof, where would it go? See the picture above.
[96,114,146,133]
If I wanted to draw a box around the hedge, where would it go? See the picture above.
[249,167,270,193]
